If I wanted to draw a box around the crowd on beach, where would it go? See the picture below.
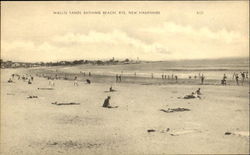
[6,70,249,109]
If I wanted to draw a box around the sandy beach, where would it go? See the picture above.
[1,68,249,155]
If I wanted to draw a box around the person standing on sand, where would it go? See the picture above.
[175,75,178,82]
[89,72,91,77]
[162,74,164,79]
[232,72,236,80]
[74,76,78,86]
[240,72,245,85]
[235,74,239,85]
[51,78,55,86]
[151,73,154,79]
[201,74,205,85]
[116,74,119,82]
[119,75,122,82]
[48,77,52,86]
[171,74,174,80]
[222,74,227,85]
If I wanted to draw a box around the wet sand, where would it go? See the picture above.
[1,68,249,155]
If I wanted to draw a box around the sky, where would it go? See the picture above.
[1,1,249,62]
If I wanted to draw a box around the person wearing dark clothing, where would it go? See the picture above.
[86,79,91,84]
[89,72,91,76]
[175,75,178,82]
[235,74,239,85]
[109,86,116,92]
[103,96,111,108]
[196,88,201,95]
[119,75,122,82]
[201,74,205,84]
[116,74,119,82]
[102,96,118,108]
[241,72,245,85]
[8,78,13,83]
[221,74,227,85]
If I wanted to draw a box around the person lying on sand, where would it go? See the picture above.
[182,92,201,99]
[27,95,38,99]
[102,96,118,108]
[8,78,13,83]
[86,79,91,84]
[51,101,80,105]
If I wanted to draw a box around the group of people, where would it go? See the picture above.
[222,72,248,86]
[232,72,248,85]
[8,74,34,84]
[183,88,202,99]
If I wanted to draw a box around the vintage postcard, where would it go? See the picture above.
[1,1,249,155]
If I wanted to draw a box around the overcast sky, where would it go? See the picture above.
[1,1,249,62]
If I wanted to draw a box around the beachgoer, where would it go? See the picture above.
[103,96,111,108]
[221,74,227,85]
[89,72,91,77]
[48,77,52,86]
[241,72,245,85]
[164,75,167,79]
[201,74,205,84]
[232,72,236,80]
[116,74,119,82]
[175,75,178,82]
[28,79,32,84]
[184,92,196,99]
[151,73,154,79]
[235,74,239,85]
[196,88,201,95]
[74,76,78,86]
[119,75,122,82]
[51,78,55,86]
[109,86,115,92]
[86,79,91,84]
[162,74,164,79]
[8,78,13,83]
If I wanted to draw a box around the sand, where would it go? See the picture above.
[1,68,249,155]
